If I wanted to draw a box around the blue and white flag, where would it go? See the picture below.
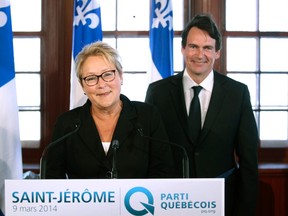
[149,0,174,82]
[70,0,102,109]
[0,0,23,213]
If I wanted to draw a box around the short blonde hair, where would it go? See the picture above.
[75,41,123,85]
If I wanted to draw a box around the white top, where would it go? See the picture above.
[102,142,110,155]
[182,69,214,127]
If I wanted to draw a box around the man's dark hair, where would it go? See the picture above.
[181,14,222,51]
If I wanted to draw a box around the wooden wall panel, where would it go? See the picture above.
[256,164,288,216]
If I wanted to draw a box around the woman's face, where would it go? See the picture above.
[81,55,123,111]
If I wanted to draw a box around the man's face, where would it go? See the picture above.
[182,27,220,81]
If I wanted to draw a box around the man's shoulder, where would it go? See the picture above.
[214,71,247,88]
[148,72,182,89]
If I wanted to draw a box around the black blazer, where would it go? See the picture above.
[45,94,174,179]
[145,71,259,216]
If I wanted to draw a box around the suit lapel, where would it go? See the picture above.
[169,73,192,143]
[198,71,227,144]
[108,95,136,155]
[77,102,106,159]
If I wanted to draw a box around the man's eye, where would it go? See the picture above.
[205,46,213,50]
[188,44,196,49]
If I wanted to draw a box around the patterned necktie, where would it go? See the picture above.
[188,86,203,143]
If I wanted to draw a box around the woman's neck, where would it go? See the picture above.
[91,100,123,142]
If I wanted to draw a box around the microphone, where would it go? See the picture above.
[40,119,81,179]
[111,140,120,179]
[136,124,190,178]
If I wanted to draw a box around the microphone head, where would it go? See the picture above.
[112,140,119,149]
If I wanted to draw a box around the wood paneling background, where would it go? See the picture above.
[256,164,288,216]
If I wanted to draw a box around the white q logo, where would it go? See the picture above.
[0,12,8,27]
[0,0,10,28]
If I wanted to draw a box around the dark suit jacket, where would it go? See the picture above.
[145,71,259,216]
[45,94,174,179]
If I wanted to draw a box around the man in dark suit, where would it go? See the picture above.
[145,14,259,216]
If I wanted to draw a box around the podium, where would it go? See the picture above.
[5,178,224,216]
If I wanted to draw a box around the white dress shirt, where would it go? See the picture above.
[102,142,110,155]
[183,69,214,127]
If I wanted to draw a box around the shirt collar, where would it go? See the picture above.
[183,69,214,93]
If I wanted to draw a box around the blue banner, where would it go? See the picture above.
[0,1,23,214]
[70,0,103,108]
[72,0,103,60]
[149,0,174,81]
[0,2,15,87]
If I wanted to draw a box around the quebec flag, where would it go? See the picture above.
[0,0,23,214]
[149,0,174,82]
[70,0,102,109]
